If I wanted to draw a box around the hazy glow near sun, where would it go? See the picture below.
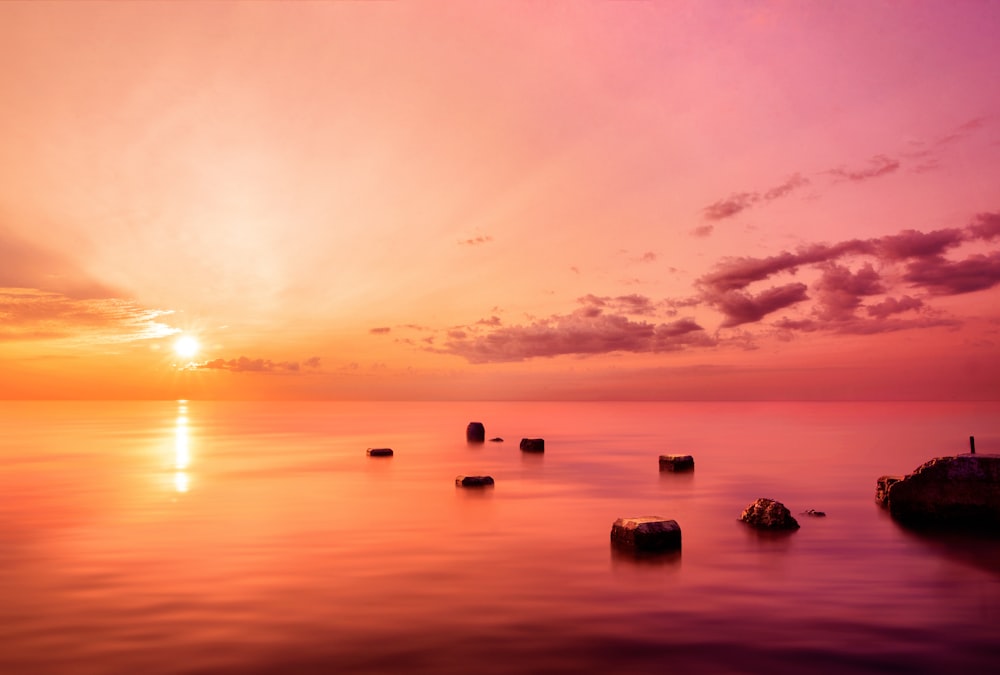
[174,336,200,359]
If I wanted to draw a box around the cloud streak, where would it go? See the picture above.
[435,211,1000,362]
[194,356,322,373]
[0,287,178,343]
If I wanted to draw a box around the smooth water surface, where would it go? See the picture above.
[1,401,998,674]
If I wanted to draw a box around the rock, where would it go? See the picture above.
[520,438,544,452]
[610,517,682,552]
[366,448,393,457]
[456,475,494,487]
[882,454,1000,528]
[801,509,826,517]
[489,437,504,443]
[739,498,800,530]
[466,422,485,443]
[659,454,694,472]
[875,475,902,506]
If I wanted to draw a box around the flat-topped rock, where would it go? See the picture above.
[881,454,1000,528]
[466,422,485,443]
[520,438,544,453]
[611,517,681,552]
[740,498,800,530]
[489,437,504,443]
[659,454,694,472]
[366,448,394,457]
[456,475,494,487]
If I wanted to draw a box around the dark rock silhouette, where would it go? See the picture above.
[466,422,485,443]
[876,475,902,506]
[740,498,800,530]
[520,438,544,452]
[879,454,1000,528]
[611,517,682,552]
[659,454,694,472]
[366,448,393,457]
[456,475,494,487]
[801,509,826,517]
[489,437,504,443]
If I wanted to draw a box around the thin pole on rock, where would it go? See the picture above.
[970,435,976,454]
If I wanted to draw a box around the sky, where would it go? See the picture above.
[1,0,999,401]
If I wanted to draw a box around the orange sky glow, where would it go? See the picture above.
[2,1,999,400]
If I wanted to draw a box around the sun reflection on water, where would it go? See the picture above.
[174,401,191,492]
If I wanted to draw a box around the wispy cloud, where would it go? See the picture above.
[369,326,391,334]
[459,235,494,246]
[193,355,322,373]
[702,174,810,221]
[434,211,1000,362]
[0,288,178,343]
[441,309,714,363]
[828,154,900,182]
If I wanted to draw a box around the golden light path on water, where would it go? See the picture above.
[174,400,190,493]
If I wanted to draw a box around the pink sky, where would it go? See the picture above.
[1,1,999,400]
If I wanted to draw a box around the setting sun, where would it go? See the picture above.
[174,336,200,359]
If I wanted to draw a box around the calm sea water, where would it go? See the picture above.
[1,400,998,674]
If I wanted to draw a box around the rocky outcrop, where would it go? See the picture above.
[366,448,393,457]
[466,422,485,443]
[456,475,494,487]
[880,454,1000,528]
[875,475,902,506]
[610,517,681,552]
[659,454,694,472]
[739,498,800,530]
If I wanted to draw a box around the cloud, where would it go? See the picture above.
[0,287,178,343]
[442,309,714,363]
[577,293,658,316]
[762,173,809,201]
[866,295,923,319]
[709,283,810,327]
[903,251,1000,295]
[702,174,809,222]
[703,192,758,221]
[690,224,714,238]
[967,212,1000,241]
[195,355,322,373]
[813,263,884,321]
[639,251,657,262]
[459,235,493,246]
[369,326,391,334]
[877,228,965,260]
[829,154,900,182]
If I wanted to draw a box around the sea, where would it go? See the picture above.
[1,400,998,674]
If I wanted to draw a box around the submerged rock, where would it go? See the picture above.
[740,498,800,530]
[489,437,504,443]
[466,422,486,443]
[366,448,394,457]
[881,454,1000,528]
[801,509,826,517]
[610,517,682,552]
[520,438,545,453]
[659,454,694,472]
[456,475,494,487]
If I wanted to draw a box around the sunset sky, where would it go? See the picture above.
[2,1,999,400]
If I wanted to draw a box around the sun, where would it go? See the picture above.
[174,335,200,359]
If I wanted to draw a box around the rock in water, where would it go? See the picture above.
[883,455,1000,528]
[466,422,486,443]
[739,498,800,530]
[610,517,682,552]
[366,448,393,457]
[489,437,504,443]
[875,475,902,506]
[456,475,494,487]
[520,438,544,452]
[659,454,694,472]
